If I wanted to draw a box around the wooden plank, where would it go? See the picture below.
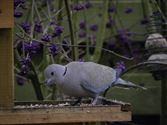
[0,0,13,28]
[0,106,131,124]
[161,71,167,125]
[0,28,14,108]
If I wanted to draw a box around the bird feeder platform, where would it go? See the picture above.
[0,98,131,124]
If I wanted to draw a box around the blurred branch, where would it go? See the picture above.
[92,0,109,62]
[122,60,167,75]
[64,0,78,60]
[53,43,134,60]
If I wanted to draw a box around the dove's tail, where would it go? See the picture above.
[114,78,147,90]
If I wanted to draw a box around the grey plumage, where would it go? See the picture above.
[44,61,146,105]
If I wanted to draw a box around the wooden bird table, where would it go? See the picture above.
[0,98,131,125]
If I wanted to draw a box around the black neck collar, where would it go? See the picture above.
[63,67,67,76]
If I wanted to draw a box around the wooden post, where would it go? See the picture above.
[0,0,14,108]
[160,0,167,124]
[161,71,167,125]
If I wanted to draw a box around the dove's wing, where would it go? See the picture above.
[78,62,117,94]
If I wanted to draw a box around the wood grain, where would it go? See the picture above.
[0,0,13,28]
[0,106,131,124]
[0,28,14,108]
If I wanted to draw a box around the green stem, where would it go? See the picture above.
[64,0,78,61]
[28,62,44,100]
[34,0,42,22]
[30,0,35,39]
[91,0,109,62]
[57,0,63,25]
[47,0,52,22]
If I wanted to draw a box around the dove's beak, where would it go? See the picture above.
[44,79,55,87]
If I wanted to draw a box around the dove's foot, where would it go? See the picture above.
[71,97,82,106]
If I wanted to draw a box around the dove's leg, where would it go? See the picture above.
[91,95,99,105]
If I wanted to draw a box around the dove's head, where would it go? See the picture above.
[44,64,66,86]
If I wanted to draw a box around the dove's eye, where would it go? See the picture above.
[51,72,54,76]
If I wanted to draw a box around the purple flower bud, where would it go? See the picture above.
[115,61,125,74]
[106,19,113,28]
[22,41,42,56]
[79,20,86,30]
[19,65,29,76]
[14,0,25,8]
[89,24,98,31]
[50,21,57,26]
[20,22,31,34]
[19,56,31,66]
[41,34,52,42]
[108,42,116,50]
[52,26,64,37]
[85,1,92,9]
[79,31,86,38]
[72,4,85,11]
[108,6,115,13]
[16,75,25,86]
[49,44,58,56]
[34,22,43,33]
[14,11,23,18]
[124,7,133,14]
[18,56,31,77]
[117,29,131,43]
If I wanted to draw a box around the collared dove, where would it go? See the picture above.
[44,61,146,105]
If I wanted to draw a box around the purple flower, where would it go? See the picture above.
[79,31,86,38]
[22,41,42,56]
[84,1,92,9]
[16,75,25,86]
[106,19,113,28]
[19,65,30,76]
[14,11,23,18]
[19,56,31,66]
[18,56,31,77]
[52,26,64,37]
[49,44,58,56]
[79,20,86,30]
[20,22,31,34]
[34,22,43,33]
[117,29,131,43]
[116,61,125,70]
[89,24,98,31]
[50,21,57,26]
[108,6,115,13]
[107,42,116,50]
[41,34,51,42]
[124,7,133,14]
[115,61,125,75]
[72,4,85,11]
[14,0,25,8]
